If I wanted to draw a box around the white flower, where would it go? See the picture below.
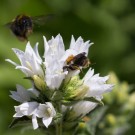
[34,102,56,128]
[69,68,113,119]
[61,36,93,62]
[70,96,102,119]
[6,35,93,90]
[70,101,97,120]
[13,102,39,129]
[43,35,93,89]
[13,102,39,117]
[6,42,44,78]
[43,34,68,89]
[10,85,31,103]
[13,102,56,129]
[8,34,114,131]
[83,68,113,97]
[70,36,93,55]
[61,36,93,79]
[10,84,39,103]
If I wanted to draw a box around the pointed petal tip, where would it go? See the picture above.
[90,42,94,46]
[77,36,83,42]
[43,35,46,40]
[91,68,94,73]
[12,47,16,51]
[57,33,61,37]
[35,42,39,47]
[43,36,48,44]
[13,114,16,117]
[71,35,75,40]
[56,33,63,41]
[12,48,18,52]
[9,95,13,98]
[5,59,9,62]
[26,41,31,46]
[5,59,18,66]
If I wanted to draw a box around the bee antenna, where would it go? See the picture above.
[90,62,96,66]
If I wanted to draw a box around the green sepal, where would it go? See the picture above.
[51,90,63,101]
[84,97,104,106]
[61,97,104,106]
[61,100,79,106]
[35,89,52,103]
[32,75,46,91]
[23,76,32,80]
[53,113,63,124]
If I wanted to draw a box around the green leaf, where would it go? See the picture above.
[9,116,31,128]
[87,106,108,135]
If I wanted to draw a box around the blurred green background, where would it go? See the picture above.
[0,0,135,135]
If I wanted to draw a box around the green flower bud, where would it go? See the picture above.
[124,93,135,112]
[104,72,129,105]
[106,114,116,126]
[129,93,135,105]
[78,122,86,129]
[63,76,88,100]
[107,72,119,84]
[32,75,46,91]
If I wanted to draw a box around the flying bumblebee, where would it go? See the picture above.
[63,52,90,71]
[6,14,54,41]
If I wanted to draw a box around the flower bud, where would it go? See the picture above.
[63,76,88,100]
[32,75,46,91]
[106,114,116,126]
[78,122,86,129]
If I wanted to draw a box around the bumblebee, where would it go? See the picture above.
[63,52,90,71]
[6,14,53,41]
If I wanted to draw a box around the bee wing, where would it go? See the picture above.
[4,22,12,28]
[32,14,55,27]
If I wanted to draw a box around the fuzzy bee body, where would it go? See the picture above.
[63,52,90,71]
[9,15,33,41]
[6,14,53,41]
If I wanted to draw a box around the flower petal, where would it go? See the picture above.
[5,59,18,66]
[42,117,53,128]
[10,87,30,103]
[14,102,39,117]
[83,68,113,97]
[32,115,39,130]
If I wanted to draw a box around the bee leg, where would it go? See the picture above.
[70,65,81,71]
[80,68,84,73]
[63,66,69,71]
[71,64,84,73]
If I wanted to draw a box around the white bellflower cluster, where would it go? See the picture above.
[6,34,113,130]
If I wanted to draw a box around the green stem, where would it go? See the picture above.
[56,103,62,135]
[55,123,59,135]
[56,122,62,135]
[60,118,62,135]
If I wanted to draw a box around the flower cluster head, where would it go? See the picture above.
[6,34,113,130]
